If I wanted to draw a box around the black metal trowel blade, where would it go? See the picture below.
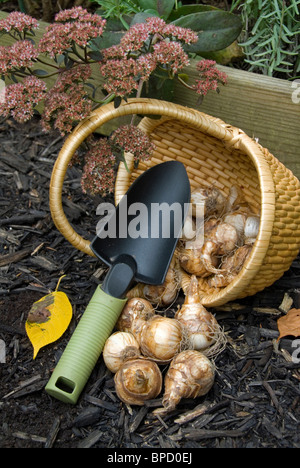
[91,161,190,297]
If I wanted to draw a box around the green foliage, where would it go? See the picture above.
[0,0,26,13]
[172,11,243,54]
[90,0,141,28]
[231,0,300,77]
[90,0,243,54]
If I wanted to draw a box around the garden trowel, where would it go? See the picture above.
[45,161,190,404]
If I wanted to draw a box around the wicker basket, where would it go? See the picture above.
[49,98,300,307]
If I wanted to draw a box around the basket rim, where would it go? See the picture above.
[49,98,276,306]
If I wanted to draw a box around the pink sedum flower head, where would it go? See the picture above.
[41,65,92,135]
[119,16,198,52]
[0,76,47,123]
[110,125,155,163]
[0,40,38,74]
[81,138,116,196]
[42,88,92,135]
[54,5,106,28]
[81,126,155,195]
[194,59,228,96]
[137,17,198,44]
[162,22,198,44]
[50,64,92,93]
[100,57,142,97]
[153,41,190,74]
[100,16,197,98]
[39,7,106,57]
[0,11,38,33]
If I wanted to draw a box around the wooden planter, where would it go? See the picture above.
[0,10,299,179]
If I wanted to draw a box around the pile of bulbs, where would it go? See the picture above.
[178,185,260,289]
[102,184,260,411]
[127,185,260,307]
[103,276,224,412]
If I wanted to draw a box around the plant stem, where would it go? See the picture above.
[36,57,60,70]
[91,93,116,106]
[18,0,27,13]
[177,74,194,90]
[34,70,61,79]
[130,78,144,125]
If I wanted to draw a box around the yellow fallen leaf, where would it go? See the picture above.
[277,308,300,340]
[25,277,72,359]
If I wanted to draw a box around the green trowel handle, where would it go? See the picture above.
[45,285,127,404]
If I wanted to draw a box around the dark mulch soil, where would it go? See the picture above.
[1,117,300,449]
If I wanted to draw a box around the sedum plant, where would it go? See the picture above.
[0,7,234,195]
[231,0,300,77]
[90,0,243,54]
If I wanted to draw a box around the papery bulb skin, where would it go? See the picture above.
[142,261,179,306]
[223,211,248,239]
[175,276,219,350]
[203,217,219,235]
[140,315,183,363]
[103,331,141,373]
[116,297,154,343]
[244,216,260,244]
[117,298,154,332]
[191,186,226,218]
[178,246,218,277]
[162,350,215,412]
[183,274,203,305]
[206,222,238,254]
[114,358,162,406]
[207,272,236,289]
[201,222,238,274]
[178,217,220,276]
[225,185,248,212]
[127,258,180,307]
[179,222,238,277]
[208,244,252,288]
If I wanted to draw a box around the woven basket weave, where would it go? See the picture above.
[49,98,300,307]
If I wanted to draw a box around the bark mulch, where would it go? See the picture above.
[1,117,300,449]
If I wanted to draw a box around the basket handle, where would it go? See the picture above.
[49,98,235,255]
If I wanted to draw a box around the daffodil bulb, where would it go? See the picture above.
[175,276,219,350]
[191,186,226,218]
[200,222,238,274]
[161,350,215,412]
[178,245,218,277]
[208,244,252,288]
[127,258,180,307]
[244,215,260,244]
[116,297,154,343]
[103,331,141,373]
[140,315,184,363]
[206,222,239,254]
[223,211,248,239]
[114,357,162,406]
[225,185,248,212]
